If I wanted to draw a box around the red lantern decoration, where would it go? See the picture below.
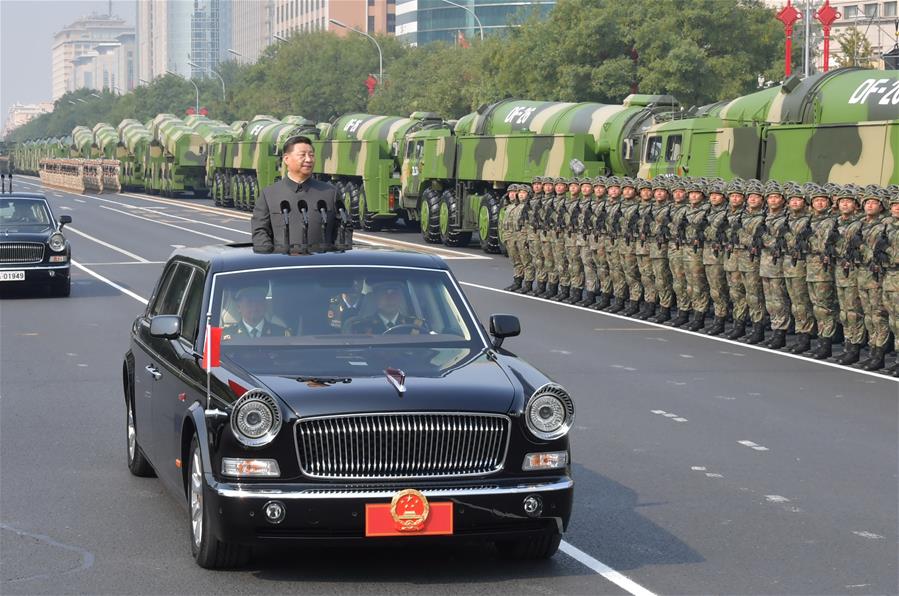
[815,0,841,73]
[199,107,209,116]
[365,74,377,97]
[776,1,802,77]
[185,106,196,115]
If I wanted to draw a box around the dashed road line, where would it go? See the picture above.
[651,410,688,422]
[66,226,149,262]
[737,440,770,452]
[98,205,233,242]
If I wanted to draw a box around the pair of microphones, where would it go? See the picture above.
[279,199,350,254]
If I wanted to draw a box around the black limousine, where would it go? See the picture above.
[0,192,72,296]
[124,244,574,568]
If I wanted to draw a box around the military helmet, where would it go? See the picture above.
[650,176,668,191]
[636,178,652,191]
[553,176,567,185]
[763,180,783,196]
[593,176,607,186]
[669,176,688,192]
[685,177,706,194]
[783,182,805,200]
[606,176,621,187]
[861,184,882,200]
[620,177,636,189]
[834,184,860,203]
[744,179,765,195]
[726,178,745,195]
[532,176,543,184]
[803,182,828,201]
[707,179,727,195]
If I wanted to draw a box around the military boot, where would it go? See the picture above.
[686,310,705,332]
[836,342,861,365]
[504,277,523,291]
[890,359,899,377]
[576,290,595,307]
[811,337,832,359]
[766,329,787,349]
[591,292,611,310]
[860,346,886,371]
[622,300,641,317]
[667,309,691,327]
[726,318,747,340]
[705,316,726,336]
[566,288,583,304]
[786,333,811,354]
[604,296,625,313]
[649,306,671,323]
[538,282,557,299]
[530,281,546,297]
[514,279,532,294]
[634,301,655,320]
[743,322,765,344]
[552,285,569,302]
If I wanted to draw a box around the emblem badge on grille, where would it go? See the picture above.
[384,367,406,396]
[390,489,429,532]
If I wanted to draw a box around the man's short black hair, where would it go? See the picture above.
[283,135,314,155]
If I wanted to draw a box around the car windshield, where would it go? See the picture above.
[207,265,486,372]
[0,198,52,226]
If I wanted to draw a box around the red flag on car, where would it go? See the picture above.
[202,325,222,370]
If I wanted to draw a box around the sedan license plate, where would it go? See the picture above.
[365,489,453,537]
[0,271,25,282]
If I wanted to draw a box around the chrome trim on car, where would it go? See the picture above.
[0,264,68,271]
[0,242,45,264]
[293,412,512,480]
[211,478,573,500]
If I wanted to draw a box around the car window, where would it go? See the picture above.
[665,135,683,162]
[179,268,205,343]
[149,263,179,316]
[157,263,192,316]
[645,136,662,163]
[0,199,51,225]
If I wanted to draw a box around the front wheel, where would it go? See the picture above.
[495,532,562,560]
[126,396,154,477]
[439,190,472,247]
[188,437,250,569]
[478,192,502,254]
[420,189,442,243]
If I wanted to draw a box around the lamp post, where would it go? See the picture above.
[188,60,226,102]
[226,48,243,59]
[437,0,484,41]
[90,92,103,99]
[329,18,382,86]
[273,34,288,43]
[167,69,199,114]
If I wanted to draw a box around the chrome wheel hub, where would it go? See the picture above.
[127,404,136,462]
[189,450,203,548]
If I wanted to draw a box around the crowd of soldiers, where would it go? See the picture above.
[500,175,899,375]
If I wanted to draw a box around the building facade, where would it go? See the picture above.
[51,14,133,100]
[3,103,54,138]
[69,34,136,94]
[396,0,554,46]
[230,0,274,64]
[272,0,396,38]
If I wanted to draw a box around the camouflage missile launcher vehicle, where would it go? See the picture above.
[638,67,899,185]
[146,114,208,197]
[206,114,318,210]
[92,123,119,160]
[315,112,448,230]
[116,119,152,190]
[400,95,678,249]
[71,126,97,159]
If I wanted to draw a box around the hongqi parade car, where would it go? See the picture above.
[124,244,574,568]
[0,191,72,297]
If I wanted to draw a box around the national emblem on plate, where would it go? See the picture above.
[390,489,430,532]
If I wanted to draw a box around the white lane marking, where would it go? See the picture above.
[666,380,687,386]
[718,350,745,357]
[672,417,688,422]
[71,260,148,305]
[714,395,737,401]
[691,466,706,471]
[558,541,658,596]
[652,410,688,422]
[651,410,666,415]
[737,440,770,452]
[765,495,790,503]
[66,226,149,262]
[458,281,899,383]
[550,349,572,355]
[54,193,64,197]
[610,364,637,371]
[81,192,250,234]
[705,473,723,478]
[58,205,73,211]
[679,353,693,359]
[74,199,86,203]
[852,531,884,540]
[79,261,166,266]
[98,205,233,242]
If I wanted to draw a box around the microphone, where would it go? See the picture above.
[292,200,309,255]
[316,199,328,248]
[336,200,350,249]
[279,200,291,255]
[279,200,291,226]
[297,200,309,226]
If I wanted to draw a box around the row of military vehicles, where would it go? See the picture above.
[11,67,899,254]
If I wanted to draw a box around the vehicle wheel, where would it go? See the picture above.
[50,276,71,298]
[235,175,246,211]
[126,395,154,477]
[420,188,442,243]
[478,192,502,254]
[188,437,250,569]
[223,174,233,208]
[357,186,380,231]
[344,182,361,229]
[495,532,562,560]
[212,174,221,206]
[247,177,258,210]
[439,190,472,247]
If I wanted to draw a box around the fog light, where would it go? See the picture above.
[522,451,568,471]
[263,500,286,524]
[221,458,280,477]
[522,495,543,517]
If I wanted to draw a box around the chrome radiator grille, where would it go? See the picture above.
[0,242,44,264]
[295,413,510,480]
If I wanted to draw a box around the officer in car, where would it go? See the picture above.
[348,282,428,335]
[327,279,364,330]
[222,285,291,340]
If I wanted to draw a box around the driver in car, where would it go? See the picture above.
[347,282,428,335]
[222,285,291,341]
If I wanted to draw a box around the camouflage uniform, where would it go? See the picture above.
[855,188,890,370]
[576,180,598,306]
[702,179,730,335]
[804,185,840,359]
[760,182,792,349]
[648,177,673,323]
[724,179,748,339]
[563,180,585,303]
[666,179,691,327]
[515,186,536,294]
[882,192,899,376]
[634,179,657,320]
[781,183,815,354]
[833,186,866,365]
[526,178,547,296]
[735,179,768,344]
[588,178,612,309]
[682,180,711,331]
[501,185,523,290]
[618,179,643,316]
[551,179,571,301]
[603,179,628,313]
[538,181,559,298]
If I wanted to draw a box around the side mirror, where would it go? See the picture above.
[149,315,182,339]
[59,215,72,228]
[489,314,520,349]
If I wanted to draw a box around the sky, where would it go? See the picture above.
[0,0,137,133]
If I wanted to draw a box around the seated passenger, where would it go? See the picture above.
[347,282,428,335]
[222,285,290,341]
[327,279,363,331]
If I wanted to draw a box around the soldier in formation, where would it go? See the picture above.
[499,175,898,374]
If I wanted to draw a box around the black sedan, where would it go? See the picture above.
[0,192,72,296]
[124,245,574,568]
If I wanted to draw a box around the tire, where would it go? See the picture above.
[495,532,562,560]
[212,174,222,206]
[247,177,258,210]
[478,192,502,254]
[223,174,233,208]
[345,182,362,229]
[420,188,442,243]
[357,186,381,231]
[188,437,250,569]
[439,190,472,247]
[125,392,154,477]
[50,276,71,298]
[234,175,246,211]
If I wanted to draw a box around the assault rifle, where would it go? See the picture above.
[639,206,654,245]
[610,208,623,240]
[581,202,594,241]
[822,224,838,273]
[625,209,640,246]
[692,215,708,253]
[569,200,581,235]
[771,222,788,265]
[725,216,740,258]
[789,217,813,266]
[656,209,672,249]
[674,215,687,249]
[712,218,728,258]
[843,227,863,276]
[749,222,766,262]
[871,227,890,281]
[519,199,531,232]
[594,205,607,242]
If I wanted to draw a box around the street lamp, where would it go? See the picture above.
[188,60,226,102]
[226,48,243,58]
[273,34,288,43]
[329,19,382,87]
[90,92,103,99]
[437,0,484,41]
[166,69,200,114]
[139,78,150,85]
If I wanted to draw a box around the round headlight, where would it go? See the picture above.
[48,233,66,252]
[230,389,282,447]
[524,383,574,441]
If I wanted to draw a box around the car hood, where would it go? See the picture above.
[251,353,516,418]
[0,226,53,241]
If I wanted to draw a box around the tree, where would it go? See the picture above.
[836,26,875,68]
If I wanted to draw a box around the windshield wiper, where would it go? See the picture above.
[295,376,352,385]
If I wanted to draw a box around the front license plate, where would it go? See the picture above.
[0,271,25,282]
[365,501,454,537]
